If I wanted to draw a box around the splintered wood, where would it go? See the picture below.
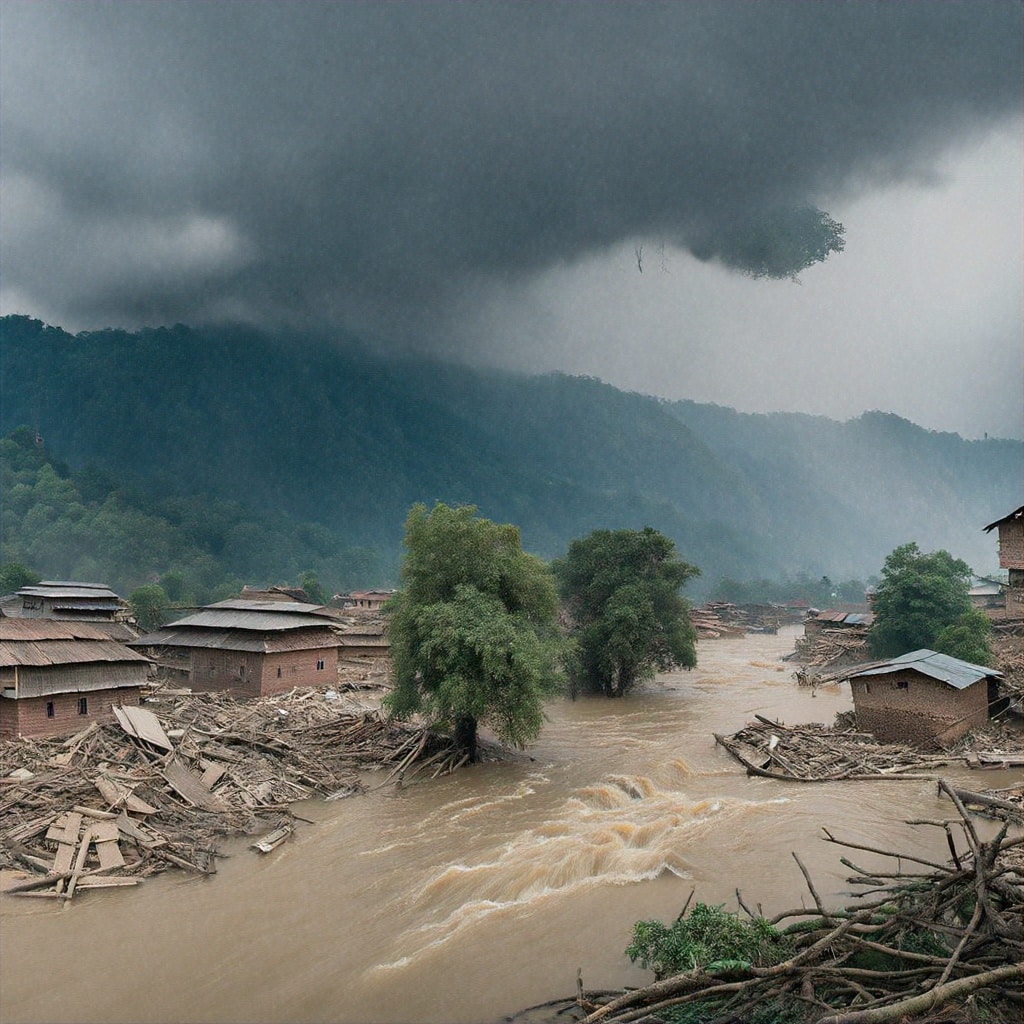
[1,685,464,900]
[714,715,955,781]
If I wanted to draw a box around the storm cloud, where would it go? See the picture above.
[2,1,1019,337]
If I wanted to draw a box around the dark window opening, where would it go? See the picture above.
[316,659,325,671]
[896,680,909,690]
[277,666,282,678]
[78,697,88,715]
[46,701,55,718]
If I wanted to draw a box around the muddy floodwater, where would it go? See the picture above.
[2,628,1010,1024]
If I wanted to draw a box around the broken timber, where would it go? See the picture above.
[714,717,952,782]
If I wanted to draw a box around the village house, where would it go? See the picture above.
[0,618,151,739]
[130,599,345,697]
[338,589,394,612]
[0,580,136,641]
[983,504,1024,618]
[802,609,874,637]
[845,649,1001,748]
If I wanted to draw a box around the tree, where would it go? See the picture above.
[0,562,40,594]
[868,543,973,658]
[299,570,327,605]
[129,583,171,631]
[934,608,993,667]
[554,527,700,697]
[383,503,565,761]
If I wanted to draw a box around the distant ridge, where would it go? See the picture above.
[1,315,1018,594]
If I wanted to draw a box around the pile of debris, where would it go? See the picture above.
[1,685,466,900]
[567,781,1024,1024]
[690,604,747,639]
[789,626,871,676]
[713,715,955,782]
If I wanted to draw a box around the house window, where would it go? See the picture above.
[46,701,55,718]
[240,665,246,677]
[316,658,325,671]
[864,683,871,694]
[277,666,282,678]
[896,680,909,690]
[78,697,88,715]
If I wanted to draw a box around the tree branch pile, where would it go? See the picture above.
[1,685,465,897]
[714,715,953,782]
[570,781,1023,1024]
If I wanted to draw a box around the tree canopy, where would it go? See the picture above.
[383,503,565,760]
[554,527,700,697]
[868,543,978,659]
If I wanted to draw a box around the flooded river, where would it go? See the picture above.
[2,629,1008,1023]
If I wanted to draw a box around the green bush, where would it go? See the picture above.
[626,902,792,980]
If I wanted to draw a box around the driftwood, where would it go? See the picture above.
[572,784,1023,1024]
[714,716,952,782]
[1,684,470,897]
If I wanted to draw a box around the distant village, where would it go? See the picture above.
[2,505,1022,753]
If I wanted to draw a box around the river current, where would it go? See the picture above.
[2,628,1006,1023]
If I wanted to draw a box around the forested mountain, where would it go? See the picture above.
[1,315,1018,599]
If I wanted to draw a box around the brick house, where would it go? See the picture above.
[339,590,394,612]
[983,505,1024,618]
[0,580,136,641]
[130,599,344,697]
[846,649,1001,748]
[0,619,151,739]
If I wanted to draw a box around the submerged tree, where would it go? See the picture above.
[383,503,564,761]
[555,527,699,697]
[868,542,973,658]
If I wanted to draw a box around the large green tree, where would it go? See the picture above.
[383,503,565,761]
[555,527,700,697]
[868,543,974,658]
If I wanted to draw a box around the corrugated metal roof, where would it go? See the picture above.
[20,582,121,600]
[132,626,342,653]
[1,620,115,641]
[1,638,152,668]
[160,609,340,632]
[847,649,1002,690]
[816,610,849,622]
[983,505,1024,532]
[209,599,344,618]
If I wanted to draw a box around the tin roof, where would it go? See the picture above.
[1,620,115,641]
[19,582,121,600]
[159,608,341,632]
[847,649,1002,690]
[983,505,1024,532]
[1,634,151,668]
[130,625,343,654]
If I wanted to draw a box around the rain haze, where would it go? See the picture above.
[2,1,1021,439]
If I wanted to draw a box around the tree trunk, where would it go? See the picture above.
[454,715,478,763]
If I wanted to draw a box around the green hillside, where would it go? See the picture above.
[1,315,1017,598]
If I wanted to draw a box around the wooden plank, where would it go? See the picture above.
[199,760,227,789]
[74,876,138,889]
[95,775,158,815]
[161,758,228,812]
[95,841,126,870]
[112,705,174,752]
[63,825,95,901]
[115,812,161,848]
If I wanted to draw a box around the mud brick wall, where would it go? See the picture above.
[851,671,988,748]
[0,687,141,740]
[259,648,339,696]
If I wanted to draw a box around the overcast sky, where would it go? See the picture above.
[2,1,1021,439]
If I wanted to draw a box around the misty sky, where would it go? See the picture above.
[2,2,1021,439]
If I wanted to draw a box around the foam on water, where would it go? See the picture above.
[375,770,782,970]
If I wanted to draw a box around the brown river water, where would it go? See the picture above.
[2,628,1013,1024]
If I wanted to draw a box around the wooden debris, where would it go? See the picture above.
[1,683,469,898]
[714,715,953,781]
[573,785,1024,1024]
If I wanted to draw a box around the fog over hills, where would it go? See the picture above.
[1,316,1018,596]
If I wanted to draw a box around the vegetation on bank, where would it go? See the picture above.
[869,542,993,665]
[3,314,1017,596]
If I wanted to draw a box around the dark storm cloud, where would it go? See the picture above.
[2,1,1020,338]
